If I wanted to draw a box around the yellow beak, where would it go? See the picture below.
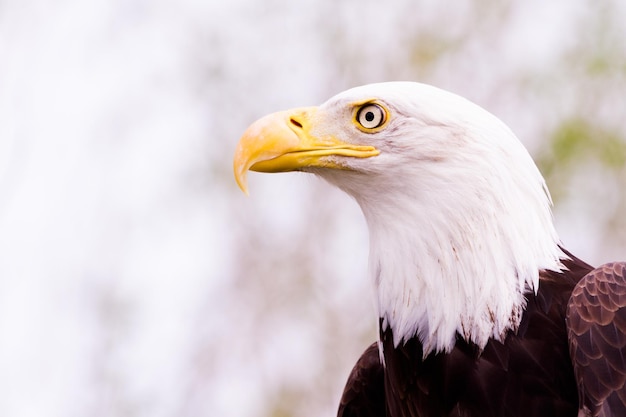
[233,107,379,194]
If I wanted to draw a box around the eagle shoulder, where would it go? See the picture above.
[338,343,386,417]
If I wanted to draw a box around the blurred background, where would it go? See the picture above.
[1,0,625,416]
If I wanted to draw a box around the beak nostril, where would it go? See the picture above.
[290,118,303,129]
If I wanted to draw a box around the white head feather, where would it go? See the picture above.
[308,82,563,355]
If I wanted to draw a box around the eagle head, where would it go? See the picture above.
[234,82,563,354]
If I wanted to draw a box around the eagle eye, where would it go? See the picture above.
[356,103,386,130]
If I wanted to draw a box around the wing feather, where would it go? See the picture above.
[567,262,626,416]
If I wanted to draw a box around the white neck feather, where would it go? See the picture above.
[362,186,561,355]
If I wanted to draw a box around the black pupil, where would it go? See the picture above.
[365,111,375,122]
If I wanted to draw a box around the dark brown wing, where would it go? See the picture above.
[338,343,386,417]
[566,262,626,416]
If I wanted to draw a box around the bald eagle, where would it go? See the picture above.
[233,82,626,417]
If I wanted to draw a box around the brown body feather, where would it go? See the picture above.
[339,254,626,417]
